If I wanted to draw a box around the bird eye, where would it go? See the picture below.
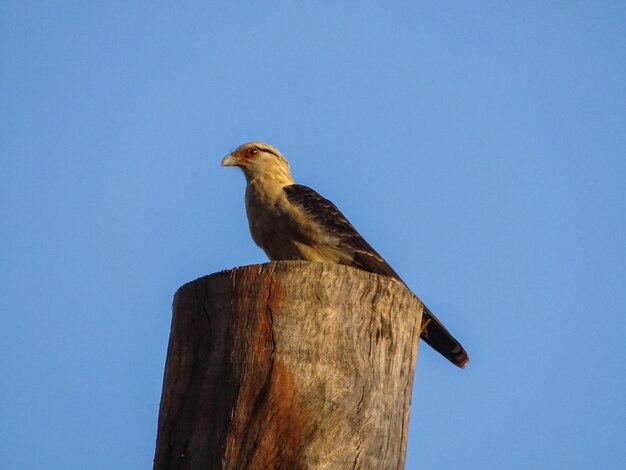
[246,148,259,157]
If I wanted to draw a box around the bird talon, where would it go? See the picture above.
[419,316,431,335]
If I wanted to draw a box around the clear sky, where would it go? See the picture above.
[2,2,625,469]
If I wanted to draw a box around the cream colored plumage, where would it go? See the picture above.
[222,142,349,264]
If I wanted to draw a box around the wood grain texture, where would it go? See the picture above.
[154,261,423,470]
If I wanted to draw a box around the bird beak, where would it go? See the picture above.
[221,153,239,167]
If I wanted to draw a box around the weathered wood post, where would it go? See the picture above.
[154,261,423,469]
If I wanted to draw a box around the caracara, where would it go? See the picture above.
[222,142,469,368]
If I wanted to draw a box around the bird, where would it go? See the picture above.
[221,142,469,368]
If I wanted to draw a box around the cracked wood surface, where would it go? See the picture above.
[153,261,423,470]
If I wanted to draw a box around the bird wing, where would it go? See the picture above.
[283,183,469,368]
[283,184,402,280]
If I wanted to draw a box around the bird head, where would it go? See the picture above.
[221,142,293,184]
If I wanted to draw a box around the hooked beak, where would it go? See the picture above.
[221,153,239,168]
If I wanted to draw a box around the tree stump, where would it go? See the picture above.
[154,261,423,470]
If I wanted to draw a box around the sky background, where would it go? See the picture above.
[2,1,625,469]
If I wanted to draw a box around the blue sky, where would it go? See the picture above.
[2,2,625,468]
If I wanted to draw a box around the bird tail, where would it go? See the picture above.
[420,305,469,368]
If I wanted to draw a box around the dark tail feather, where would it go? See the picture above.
[420,305,469,368]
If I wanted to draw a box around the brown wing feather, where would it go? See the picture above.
[284,184,469,368]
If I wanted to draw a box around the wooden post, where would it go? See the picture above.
[154,261,423,470]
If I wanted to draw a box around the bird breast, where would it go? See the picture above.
[244,182,344,263]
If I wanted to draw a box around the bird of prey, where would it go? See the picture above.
[221,142,469,368]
